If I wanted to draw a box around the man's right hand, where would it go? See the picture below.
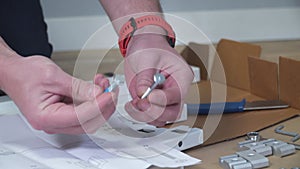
[0,37,117,134]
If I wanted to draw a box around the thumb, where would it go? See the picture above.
[70,78,104,103]
[135,70,156,98]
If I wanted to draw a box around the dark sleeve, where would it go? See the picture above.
[0,90,6,96]
[0,0,52,58]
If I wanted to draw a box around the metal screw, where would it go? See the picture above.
[141,73,165,99]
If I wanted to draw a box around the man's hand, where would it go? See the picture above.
[124,33,194,126]
[99,0,193,126]
[0,37,117,134]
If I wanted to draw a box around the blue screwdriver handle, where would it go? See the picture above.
[187,99,246,115]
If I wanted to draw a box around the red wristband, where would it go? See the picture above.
[118,15,176,57]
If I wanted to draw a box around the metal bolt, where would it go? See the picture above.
[274,125,300,142]
[141,73,165,99]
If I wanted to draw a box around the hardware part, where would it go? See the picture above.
[239,138,274,157]
[239,140,256,148]
[274,144,296,157]
[275,125,300,142]
[265,140,296,157]
[291,135,300,142]
[242,143,272,157]
[236,150,269,169]
[246,132,261,142]
[222,157,248,169]
[258,138,276,145]
[232,162,252,169]
[222,137,298,169]
[275,125,298,136]
[141,73,165,99]
[220,155,252,169]
[288,143,300,150]
[219,154,239,165]
[104,81,119,93]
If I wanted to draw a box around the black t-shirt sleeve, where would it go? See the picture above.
[0,0,52,58]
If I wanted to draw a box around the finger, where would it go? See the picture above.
[139,100,182,123]
[44,124,87,135]
[44,112,114,134]
[148,120,166,127]
[94,74,109,89]
[125,100,165,123]
[148,87,181,106]
[43,71,102,103]
[79,94,116,132]
[129,95,182,123]
[125,101,153,123]
[72,78,105,103]
[137,103,182,127]
[162,66,194,99]
[125,101,181,126]
[40,92,117,129]
[153,103,182,123]
[75,92,117,125]
[135,69,156,97]
[56,75,104,104]
[43,94,116,134]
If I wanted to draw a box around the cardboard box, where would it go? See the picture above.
[180,39,300,146]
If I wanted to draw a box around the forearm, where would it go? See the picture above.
[0,55,18,92]
[99,0,163,33]
[0,37,21,91]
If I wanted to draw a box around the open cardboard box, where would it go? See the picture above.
[179,39,300,146]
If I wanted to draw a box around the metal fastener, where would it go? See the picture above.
[275,125,300,142]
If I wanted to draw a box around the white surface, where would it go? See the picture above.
[191,65,201,83]
[0,115,149,169]
[44,7,300,51]
[0,113,200,169]
[0,97,203,168]
[41,0,300,18]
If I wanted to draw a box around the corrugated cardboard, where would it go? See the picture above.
[185,82,299,146]
[180,42,211,80]
[248,56,279,100]
[279,56,300,110]
[211,39,262,91]
[180,39,300,146]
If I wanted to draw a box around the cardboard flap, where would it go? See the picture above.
[200,108,299,145]
[211,39,262,91]
[182,82,299,146]
[248,57,279,100]
[279,56,300,109]
[186,81,253,104]
[179,40,300,146]
[181,42,211,80]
